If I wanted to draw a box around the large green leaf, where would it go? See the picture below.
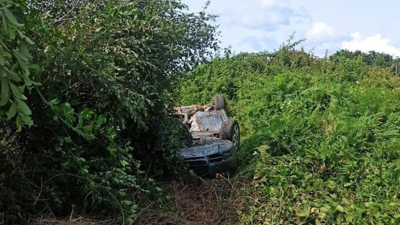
[3,8,24,27]
[13,49,28,62]
[7,102,17,119]
[17,30,34,45]
[1,13,7,34]
[0,77,10,106]
[16,98,32,115]
[7,26,15,39]
[10,83,27,100]
[5,67,22,82]
[23,76,32,86]
[19,112,33,126]
[15,115,22,131]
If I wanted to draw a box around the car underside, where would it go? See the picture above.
[174,95,240,178]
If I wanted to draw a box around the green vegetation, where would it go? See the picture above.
[2,0,400,224]
[0,0,217,224]
[176,38,400,224]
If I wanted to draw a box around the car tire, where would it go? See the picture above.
[220,120,240,150]
[214,95,225,110]
[221,120,240,174]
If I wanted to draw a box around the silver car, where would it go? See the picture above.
[174,95,240,177]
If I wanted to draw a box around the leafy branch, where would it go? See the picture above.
[0,0,40,130]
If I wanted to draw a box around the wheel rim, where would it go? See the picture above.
[232,125,239,149]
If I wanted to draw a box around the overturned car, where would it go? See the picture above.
[174,95,239,177]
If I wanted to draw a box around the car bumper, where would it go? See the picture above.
[186,156,237,178]
[180,140,237,178]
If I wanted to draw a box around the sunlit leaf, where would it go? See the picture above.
[20,112,33,126]
[16,99,32,115]
[10,83,27,100]
[7,102,17,119]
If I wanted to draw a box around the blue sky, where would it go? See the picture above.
[181,0,400,57]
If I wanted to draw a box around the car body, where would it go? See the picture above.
[174,95,240,177]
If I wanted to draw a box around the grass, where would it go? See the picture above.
[175,45,400,224]
[30,45,400,225]
[134,175,247,225]
[29,174,248,225]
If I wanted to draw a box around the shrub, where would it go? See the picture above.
[176,39,400,224]
[0,0,218,224]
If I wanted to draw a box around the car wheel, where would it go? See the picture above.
[220,120,240,150]
[214,95,225,110]
[221,120,240,176]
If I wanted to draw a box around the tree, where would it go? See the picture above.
[0,0,219,223]
[331,49,396,69]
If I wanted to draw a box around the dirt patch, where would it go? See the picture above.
[29,175,248,225]
[134,176,247,225]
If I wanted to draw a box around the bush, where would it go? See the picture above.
[0,0,218,224]
[176,39,400,224]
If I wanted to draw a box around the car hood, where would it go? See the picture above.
[180,140,233,158]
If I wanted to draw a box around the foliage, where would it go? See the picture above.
[176,38,400,224]
[0,0,40,129]
[0,0,218,224]
[331,49,400,74]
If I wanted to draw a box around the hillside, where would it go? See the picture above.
[176,42,400,224]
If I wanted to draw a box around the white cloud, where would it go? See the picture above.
[261,0,289,8]
[220,0,307,31]
[182,0,400,55]
[302,22,349,57]
[341,33,400,57]
[307,22,343,42]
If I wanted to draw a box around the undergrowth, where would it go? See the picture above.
[176,39,400,224]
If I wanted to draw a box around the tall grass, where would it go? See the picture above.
[176,43,400,224]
